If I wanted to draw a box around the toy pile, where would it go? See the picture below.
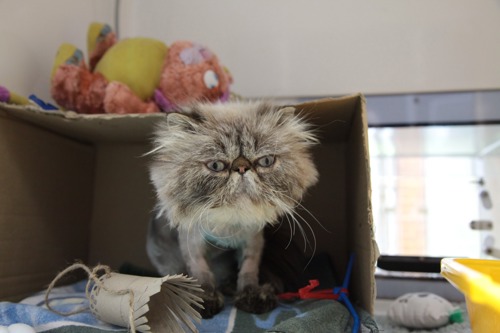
[50,22,233,114]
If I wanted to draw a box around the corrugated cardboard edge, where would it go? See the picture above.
[294,94,379,314]
[358,94,380,314]
[1,94,361,144]
[0,102,164,143]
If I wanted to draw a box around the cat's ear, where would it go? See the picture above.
[278,106,296,117]
[276,106,297,124]
[277,105,318,144]
[257,103,296,120]
[166,112,201,132]
[279,106,295,113]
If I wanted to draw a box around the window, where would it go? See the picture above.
[367,92,500,261]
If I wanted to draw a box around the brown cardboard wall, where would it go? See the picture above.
[303,141,349,267]
[345,96,378,314]
[297,96,377,313]
[0,116,95,300]
[88,143,156,270]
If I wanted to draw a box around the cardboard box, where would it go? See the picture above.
[0,94,378,313]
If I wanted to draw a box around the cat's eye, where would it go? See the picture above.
[256,155,275,168]
[206,160,227,172]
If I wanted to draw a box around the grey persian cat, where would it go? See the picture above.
[146,101,318,318]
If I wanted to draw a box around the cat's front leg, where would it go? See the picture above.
[177,229,224,318]
[234,230,278,314]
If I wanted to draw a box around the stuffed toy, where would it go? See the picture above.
[51,23,232,114]
[0,323,35,333]
[0,85,30,105]
[388,292,463,329]
[0,323,36,333]
[0,85,58,110]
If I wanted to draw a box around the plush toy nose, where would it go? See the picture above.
[231,156,252,175]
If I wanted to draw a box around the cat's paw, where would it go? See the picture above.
[197,290,224,319]
[234,283,278,314]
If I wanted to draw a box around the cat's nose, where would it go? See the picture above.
[231,156,251,175]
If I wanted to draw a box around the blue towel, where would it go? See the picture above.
[0,281,378,333]
[0,281,122,332]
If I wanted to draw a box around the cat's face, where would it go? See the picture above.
[149,102,318,233]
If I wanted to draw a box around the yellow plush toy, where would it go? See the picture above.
[0,86,30,105]
[51,23,232,114]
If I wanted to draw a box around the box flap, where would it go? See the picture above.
[0,94,361,144]
[0,102,164,144]
[295,94,361,141]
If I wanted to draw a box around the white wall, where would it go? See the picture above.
[1,0,500,101]
[0,0,115,101]
[121,0,500,98]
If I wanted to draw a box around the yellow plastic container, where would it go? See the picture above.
[441,258,500,333]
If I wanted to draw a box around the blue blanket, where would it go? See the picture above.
[0,281,378,333]
[0,281,121,332]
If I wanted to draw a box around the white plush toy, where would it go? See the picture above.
[388,292,462,329]
[0,324,35,333]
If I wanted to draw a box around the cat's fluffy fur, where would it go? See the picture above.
[147,101,318,317]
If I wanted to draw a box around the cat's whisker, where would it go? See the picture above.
[184,202,213,258]
[288,210,318,270]
[296,204,330,234]
[197,224,229,251]
[198,216,225,241]
[268,195,307,242]
[288,211,311,253]
[184,217,197,265]
[270,217,284,234]
[295,211,316,249]
[143,144,164,157]
[196,203,243,242]
[291,212,297,237]
[263,190,303,247]
[195,202,228,242]
[276,191,331,234]
[256,186,320,268]
[203,219,237,239]
[282,214,295,250]
[270,193,318,270]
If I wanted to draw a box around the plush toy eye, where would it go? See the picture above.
[204,70,219,89]
[256,155,275,167]
[206,160,227,172]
